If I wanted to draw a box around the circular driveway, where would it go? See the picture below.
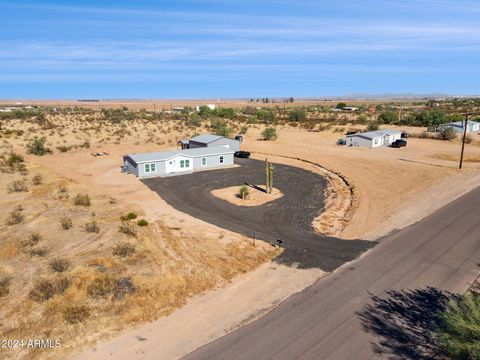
[143,158,374,271]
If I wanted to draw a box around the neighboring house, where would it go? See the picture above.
[179,134,241,151]
[196,104,216,111]
[346,129,403,148]
[438,120,480,133]
[123,146,234,178]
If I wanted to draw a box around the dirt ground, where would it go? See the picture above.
[1,110,479,360]
[211,186,283,207]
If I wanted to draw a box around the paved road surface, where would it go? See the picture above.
[184,186,480,360]
[143,158,373,271]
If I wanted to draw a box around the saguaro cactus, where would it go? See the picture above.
[268,163,274,194]
[265,158,270,193]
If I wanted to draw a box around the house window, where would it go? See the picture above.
[374,138,379,145]
[185,159,190,167]
[201,157,207,166]
[180,160,185,168]
[219,156,224,164]
[144,163,156,173]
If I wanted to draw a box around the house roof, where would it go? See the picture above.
[189,134,225,144]
[126,146,234,164]
[445,120,480,127]
[347,129,402,140]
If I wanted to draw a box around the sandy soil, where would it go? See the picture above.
[211,185,283,207]
[74,263,324,360]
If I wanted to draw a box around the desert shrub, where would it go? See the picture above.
[56,145,73,153]
[238,185,250,200]
[120,212,137,221]
[5,152,24,167]
[261,127,278,141]
[56,183,69,199]
[63,305,90,324]
[366,122,379,131]
[439,127,457,140]
[378,111,398,124]
[84,221,100,233]
[26,137,51,156]
[114,278,135,299]
[25,232,42,246]
[464,135,473,144]
[6,205,24,225]
[29,277,70,302]
[74,193,91,206]
[78,140,90,149]
[289,109,306,122]
[257,110,275,124]
[434,291,480,359]
[49,258,71,273]
[113,242,136,257]
[239,126,248,134]
[119,221,137,237]
[0,277,11,297]
[7,179,28,193]
[30,247,48,257]
[60,216,73,230]
[137,219,148,226]
[32,174,42,185]
[87,275,116,298]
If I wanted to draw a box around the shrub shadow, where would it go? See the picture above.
[357,287,457,359]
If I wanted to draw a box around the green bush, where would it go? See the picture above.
[434,292,480,359]
[120,212,137,221]
[439,127,457,140]
[26,137,51,156]
[378,111,398,124]
[289,109,306,122]
[262,127,278,141]
[137,219,148,226]
[238,185,250,200]
[5,152,24,167]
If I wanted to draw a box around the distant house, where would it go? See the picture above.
[123,146,234,178]
[179,134,241,151]
[438,120,480,133]
[346,129,402,148]
[196,104,216,112]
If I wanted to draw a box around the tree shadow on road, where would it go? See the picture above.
[357,287,457,359]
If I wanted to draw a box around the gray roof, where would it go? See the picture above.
[189,134,225,144]
[126,146,234,164]
[347,129,402,140]
[445,120,479,127]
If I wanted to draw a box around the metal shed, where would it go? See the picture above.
[123,146,234,178]
[180,134,241,152]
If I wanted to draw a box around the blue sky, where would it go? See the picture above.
[0,0,479,99]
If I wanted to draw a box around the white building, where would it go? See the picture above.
[196,104,216,112]
[346,129,403,148]
[439,121,480,133]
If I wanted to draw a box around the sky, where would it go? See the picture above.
[0,0,479,99]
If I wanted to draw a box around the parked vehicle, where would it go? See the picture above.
[401,132,409,139]
[391,139,407,148]
[337,138,346,145]
[234,151,251,158]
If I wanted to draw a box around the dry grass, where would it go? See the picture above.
[432,153,480,163]
[0,160,276,360]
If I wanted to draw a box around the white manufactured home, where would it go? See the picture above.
[123,146,234,178]
[346,129,403,148]
[439,120,480,134]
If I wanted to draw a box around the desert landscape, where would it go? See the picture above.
[0,100,479,359]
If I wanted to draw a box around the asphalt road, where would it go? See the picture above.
[143,158,374,271]
[183,186,480,360]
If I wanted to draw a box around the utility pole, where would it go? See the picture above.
[459,113,469,170]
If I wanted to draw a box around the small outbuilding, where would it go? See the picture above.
[438,120,480,134]
[123,146,234,178]
[346,129,403,148]
[179,134,241,151]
